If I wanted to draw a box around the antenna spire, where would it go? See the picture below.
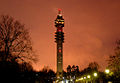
[58,8,62,14]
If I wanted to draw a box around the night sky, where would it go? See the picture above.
[0,0,120,71]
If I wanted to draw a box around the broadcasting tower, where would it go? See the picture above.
[54,9,64,80]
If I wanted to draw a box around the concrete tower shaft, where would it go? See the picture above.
[54,9,64,79]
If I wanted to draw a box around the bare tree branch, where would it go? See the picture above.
[0,15,36,63]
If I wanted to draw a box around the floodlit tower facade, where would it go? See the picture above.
[54,9,64,79]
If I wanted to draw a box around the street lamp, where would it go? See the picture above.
[92,73,98,83]
[105,69,110,74]
[93,72,97,77]
[87,75,91,78]
[80,77,83,80]
[84,77,86,79]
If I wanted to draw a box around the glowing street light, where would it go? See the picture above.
[76,77,83,82]
[93,72,97,77]
[87,75,91,78]
[84,77,86,79]
[80,77,83,80]
[105,69,110,74]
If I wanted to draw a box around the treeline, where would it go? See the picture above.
[0,61,35,83]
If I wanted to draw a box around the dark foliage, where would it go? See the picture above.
[35,67,56,83]
[0,61,36,83]
[108,40,120,80]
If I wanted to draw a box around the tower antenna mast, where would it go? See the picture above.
[54,8,64,81]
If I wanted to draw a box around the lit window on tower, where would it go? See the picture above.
[58,29,62,32]
[59,49,61,53]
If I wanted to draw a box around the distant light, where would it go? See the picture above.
[70,79,73,81]
[59,49,62,52]
[76,77,84,82]
[80,77,83,80]
[56,80,58,82]
[83,77,86,79]
[65,80,69,83]
[58,14,62,16]
[58,8,62,15]
[58,29,62,32]
[93,73,97,77]
[36,74,38,76]
[58,8,62,11]
[105,69,110,74]
[108,81,112,83]
[87,75,91,78]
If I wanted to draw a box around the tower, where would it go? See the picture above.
[54,9,64,80]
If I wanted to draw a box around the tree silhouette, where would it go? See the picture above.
[0,15,35,63]
[88,61,99,71]
[80,62,99,77]
[35,66,56,83]
[67,65,71,73]
[0,15,36,83]
[67,65,72,79]
[71,65,76,72]
[108,40,120,79]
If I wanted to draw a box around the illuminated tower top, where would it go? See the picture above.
[55,9,64,43]
[55,9,64,28]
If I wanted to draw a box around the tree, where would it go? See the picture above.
[67,65,72,79]
[108,40,120,73]
[88,61,99,71]
[66,65,80,81]
[71,65,76,77]
[67,65,71,73]
[0,15,35,63]
[75,66,80,77]
[71,65,76,72]
[76,66,79,73]
[107,40,120,81]
[80,62,99,77]
[35,66,56,83]
[0,15,36,83]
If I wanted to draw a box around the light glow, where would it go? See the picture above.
[84,77,86,79]
[105,69,110,74]
[87,75,90,78]
[59,49,61,52]
[93,72,97,77]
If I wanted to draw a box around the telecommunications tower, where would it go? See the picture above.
[54,9,64,80]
